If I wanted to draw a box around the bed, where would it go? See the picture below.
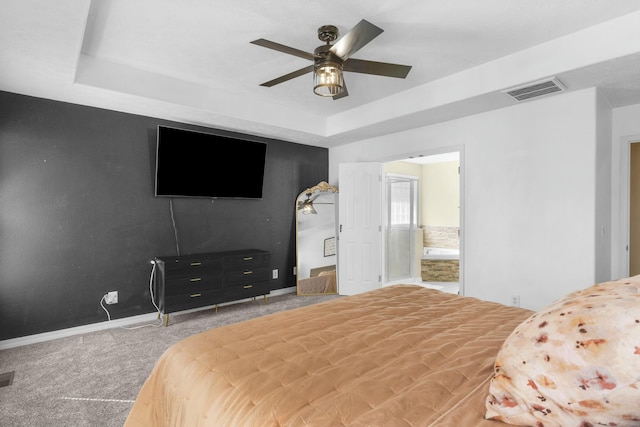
[124,279,640,426]
[297,265,337,294]
[124,284,530,426]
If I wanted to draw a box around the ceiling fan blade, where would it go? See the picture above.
[330,19,383,60]
[343,58,412,78]
[332,81,349,100]
[250,39,316,61]
[259,65,314,87]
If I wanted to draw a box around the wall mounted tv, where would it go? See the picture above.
[155,126,267,199]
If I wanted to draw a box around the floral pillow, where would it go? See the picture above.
[485,277,640,426]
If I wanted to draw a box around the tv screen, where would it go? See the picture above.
[155,126,267,199]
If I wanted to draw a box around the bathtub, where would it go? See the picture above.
[422,247,459,260]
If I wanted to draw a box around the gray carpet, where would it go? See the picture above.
[0,292,340,427]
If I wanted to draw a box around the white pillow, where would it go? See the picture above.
[485,277,640,426]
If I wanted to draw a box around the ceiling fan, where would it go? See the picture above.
[297,193,333,215]
[250,19,412,100]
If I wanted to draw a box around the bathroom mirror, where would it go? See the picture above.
[296,181,338,295]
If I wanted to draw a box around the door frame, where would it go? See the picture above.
[378,145,465,295]
[617,134,640,278]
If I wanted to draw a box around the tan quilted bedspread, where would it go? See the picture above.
[124,285,532,427]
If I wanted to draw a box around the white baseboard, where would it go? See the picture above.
[0,287,296,350]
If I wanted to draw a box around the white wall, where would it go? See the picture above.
[329,88,602,311]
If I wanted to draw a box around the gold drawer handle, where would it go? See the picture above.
[243,271,253,275]
[190,262,202,266]
[190,293,202,298]
[243,257,253,261]
[243,285,253,289]
[190,278,202,282]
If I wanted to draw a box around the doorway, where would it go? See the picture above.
[383,151,461,294]
[337,151,463,296]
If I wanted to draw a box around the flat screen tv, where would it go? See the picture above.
[155,126,267,199]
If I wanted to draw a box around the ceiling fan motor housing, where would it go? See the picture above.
[314,44,341,63]
[317,25,338,43]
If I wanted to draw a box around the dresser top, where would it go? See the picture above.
[155,249,268,263]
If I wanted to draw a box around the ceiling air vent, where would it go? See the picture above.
[503,77,565,102]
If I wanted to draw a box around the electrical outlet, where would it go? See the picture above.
[272,269,278,279]
[510,295,520,307]
[105,291,118,305]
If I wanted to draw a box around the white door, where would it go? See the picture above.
[338,162,383,295]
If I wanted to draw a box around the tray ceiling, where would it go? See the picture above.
[2,0,640,147]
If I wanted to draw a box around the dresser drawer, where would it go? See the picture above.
[223,281,270,301]
[163,273,223,296]
[224,267,269,285]
[161,257,223,279]
[224,253,270,270]
[164,288,224,313]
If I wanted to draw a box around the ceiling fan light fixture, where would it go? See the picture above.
[301,203,317,215]
[313,60,344,97]
[301,194,318,214]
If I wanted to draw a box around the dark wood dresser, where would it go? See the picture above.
[154,249,270,326]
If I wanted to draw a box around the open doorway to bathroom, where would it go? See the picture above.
[383,151,460,294]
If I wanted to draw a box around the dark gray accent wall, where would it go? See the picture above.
[0,91,328,340]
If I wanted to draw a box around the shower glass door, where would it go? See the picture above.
[385,175,418,283]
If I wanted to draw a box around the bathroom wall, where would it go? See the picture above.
[421,160,460,249]
[421,160,460,227]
